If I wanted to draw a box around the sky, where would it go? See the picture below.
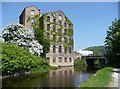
[1,2,118,50]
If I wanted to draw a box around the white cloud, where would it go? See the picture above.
[76,49,93,56]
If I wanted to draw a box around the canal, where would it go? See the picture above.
[2,66,96,88]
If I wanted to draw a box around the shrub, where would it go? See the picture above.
[1,42,49,76]
[74,58,87,67]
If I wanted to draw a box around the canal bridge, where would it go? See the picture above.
[82,56,107,66]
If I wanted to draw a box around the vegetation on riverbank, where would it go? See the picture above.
[30,65,57,74]
[80,67,113,87]
[1,42,56,76]
[105,19,120,68]
[74,58,87,67]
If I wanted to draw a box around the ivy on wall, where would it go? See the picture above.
[27,12,74,50]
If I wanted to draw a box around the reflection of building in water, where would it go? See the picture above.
[80,71,82,81]
[48,67,74,87]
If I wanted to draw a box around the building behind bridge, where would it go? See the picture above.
[19,6,81,66]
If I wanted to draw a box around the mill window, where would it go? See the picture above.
[31,10,35,15]
[59,57,62,62]
[64,29,67,35]
[53,35,56,42]
[53,45,56,53]
[64,22,67,27]
[53,25,56,32]
[69,58,72,62]
[47,16,50,22]
[65,48,67,53]
[47,24,50,31]
[31,18,34,23]
[59,46,62,53]
[65,58,67,62]
[69,47,72,53]
[53,19,56,23]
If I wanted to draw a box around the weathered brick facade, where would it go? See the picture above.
[19,6,81,67]
[19,6,40,30]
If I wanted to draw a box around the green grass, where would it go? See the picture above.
[30,65,57,74]
[80,67,113,87]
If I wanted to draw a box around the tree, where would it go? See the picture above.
[1,42,48,76]
[105,19,120,67]
[34,28,50,57]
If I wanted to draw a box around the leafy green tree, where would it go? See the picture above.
[34,28,50,57]
[105,19,120,67]
[74,58,87,67]
[1,42,48,76]
[28,14,50,57]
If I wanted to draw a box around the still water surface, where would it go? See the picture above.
[2,66,96,88]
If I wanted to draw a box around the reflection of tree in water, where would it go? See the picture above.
[74,66,87,72]
[2,72,49,87]
[2,67,95,88]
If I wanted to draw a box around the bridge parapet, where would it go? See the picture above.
[82,56,106,60]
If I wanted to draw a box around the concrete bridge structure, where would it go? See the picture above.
[82,56,107,66]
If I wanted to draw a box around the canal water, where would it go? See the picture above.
[2,66,96,88]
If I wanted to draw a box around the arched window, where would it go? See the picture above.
[64,29,67,35]
[47,24,50,31]
[53,35,56,42]
[53,45,56,53]
[47,16,50,22]
[53,25,56,32]
[64,22,67,27]
[69,47,72,53]
[47,33,50,38]
[58,29,62,33]
[53,71,56,75]
[59,21,62,24]
[31,10,35,15]
[69,58,72,62]
[59,46,62,53]
[47,57,50,60]
[65,58,67,62]
[53,57,56,63]
[59,37,62,42]
[53,19,56,23]
[31,18,34,23]
[69,24,71,28]
[64,37,67,43]
[30,24,34,32]
[69,70,72,74]
[59,14,62,20]
[65,48,67,53]
[59,57,62,62]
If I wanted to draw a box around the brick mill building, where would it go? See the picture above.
[19,6,81,67]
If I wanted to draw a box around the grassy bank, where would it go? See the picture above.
[30,65,57,74]
[80,67,113,87]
